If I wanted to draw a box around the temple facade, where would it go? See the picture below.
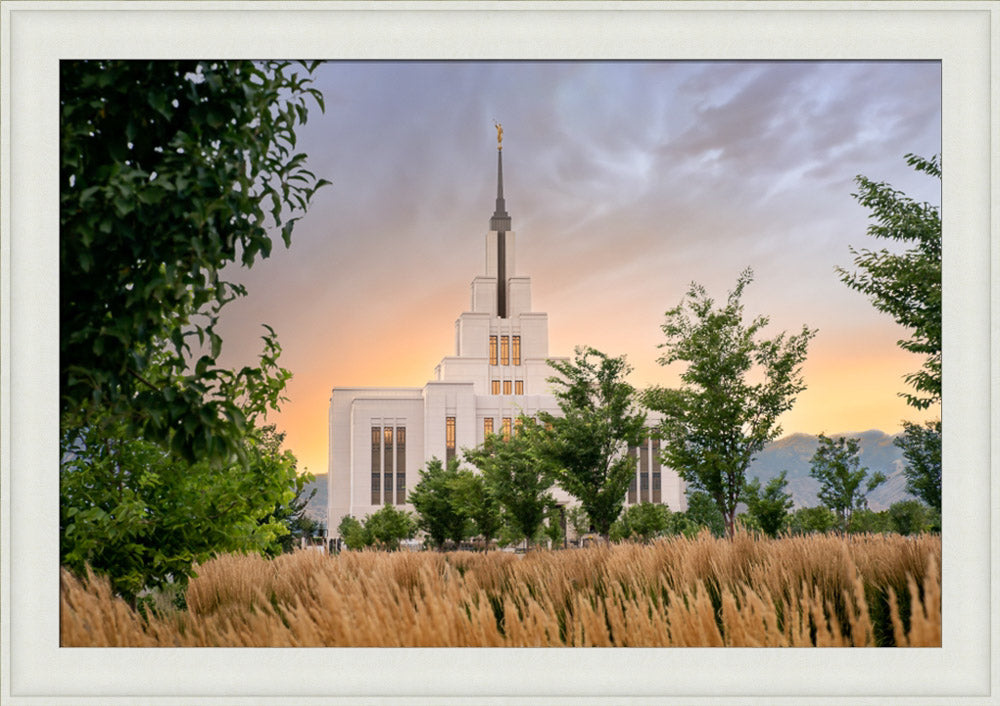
[327,134,685,537]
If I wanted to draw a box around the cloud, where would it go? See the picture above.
[211,60,941,478]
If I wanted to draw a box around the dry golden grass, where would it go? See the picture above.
[61,531,941,647]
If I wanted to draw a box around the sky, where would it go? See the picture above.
[214,61,942,478]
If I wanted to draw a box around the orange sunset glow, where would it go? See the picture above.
[214,61,941,478]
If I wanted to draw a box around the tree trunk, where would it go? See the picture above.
[724,512,736,540]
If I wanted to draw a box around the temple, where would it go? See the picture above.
[327,133,685,538]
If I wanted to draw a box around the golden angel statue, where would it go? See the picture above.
[494,121,503,149]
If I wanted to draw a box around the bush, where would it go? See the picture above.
[848,508,893,534]
[337,515,368,550]
[888,499,936,535]
[685,491,726,537]
[787,506,839,535]
[610,502,671,543]
[741,471,793,537]
[364,505,418,550]
[338,507,417,551]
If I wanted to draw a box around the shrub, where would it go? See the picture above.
[787,506,839,535]
[888,499,935,535]
[685,491,726,537]
[848,508,893,534]
[610,502,671,543]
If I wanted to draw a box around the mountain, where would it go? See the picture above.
[301,474,328,525]
[746,430,914,510]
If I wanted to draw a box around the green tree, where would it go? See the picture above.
[609,502,671,543]
[60,60,328,465]
[451,469,502,548]
[337,515,368,551]
[363,505,418,551]
[809,434,886,529]
[645,269,815,538]
[741,471,794,538]
[684,490,726,538]
[565,505,592,541]
[60,388,299,605]
[254,427,318,555]
[847,508,893,534]
[787,506,839,535]
[409,457,471,549]
[839,153,941,410]
[896,420,942,512]
[887,499,935,536]
[538,347,647,539]
[666,511,700,539]
[839,154,941,511]
[539,504,565,548]
[465,419,555,547]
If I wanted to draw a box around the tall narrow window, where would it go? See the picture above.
[514,416,523,436]
[383,427,394,505]
[489,335,498,366]
[501,417,511,440]
[396,427,406,504]
[512,336,521,365]
[627,447,638,504]
[491,380,500,395]
[514,380,523,395]
[483,417,494,438]
[639,439,649,503]
[371,426,381,505]
[651,437,661,503]
[503,380,512,395]
[445,416,456,462]
[500,336,510,365]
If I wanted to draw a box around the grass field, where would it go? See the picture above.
[61,531,940,647]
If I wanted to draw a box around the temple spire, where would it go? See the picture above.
[490,123,510,318]
[490,122,510,232]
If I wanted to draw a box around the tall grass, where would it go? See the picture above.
[61,531,940,647]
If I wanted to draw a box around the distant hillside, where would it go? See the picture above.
[305,431,915,522]
[746,430,914,510]
[301,474,328,525]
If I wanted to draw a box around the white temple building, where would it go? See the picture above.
[327,134,685,537]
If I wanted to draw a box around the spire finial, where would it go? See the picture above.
[494,121,503,150]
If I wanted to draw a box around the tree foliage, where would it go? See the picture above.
[539,505,565,548]
[60,60,329,465]
[335,507,418,551]
[787,506,839,535]
[538,347,647,539]
[451,468,503,547]
[61,409,299,605]
[896,419,942,512]
[59,60,328,601]
[683,490,726,538]
[254,427,318,556]
[609,502,671,543]
[465,419,553,547]
[809,434,886,529]
[408,457,471,549]
[645,269,815,538]
[846,508,893,535]
[887,499,939,535]
[363,505,418,551]
[838,153,941,410]
[337,515,368,551]
[741,471,794,538]
[565,505,592,539]
[839,154,941,514]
